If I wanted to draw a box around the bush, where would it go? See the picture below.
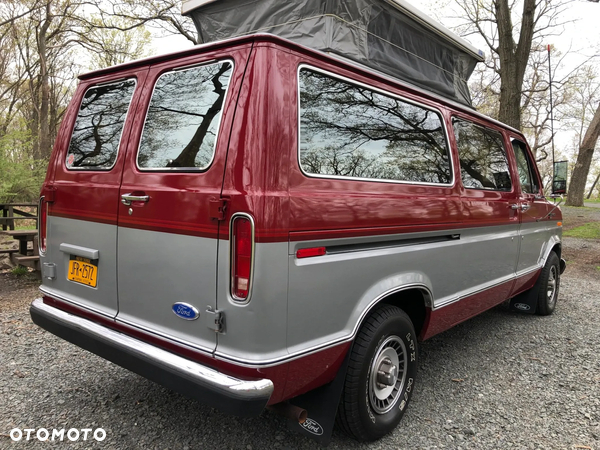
[0,130,47,203]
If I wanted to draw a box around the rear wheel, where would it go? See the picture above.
[337,305,418,441]
[536,251,560,316]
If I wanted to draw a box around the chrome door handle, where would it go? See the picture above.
[510,204,519,210]
[121,194,150,206]
[520,204,531,211]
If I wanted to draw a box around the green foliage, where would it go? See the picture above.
[11,265,29,276]
[0,129,47,203]
[563,222,600,239]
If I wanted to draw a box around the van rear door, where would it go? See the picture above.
[44,68,147,317]
[115,48,249,351]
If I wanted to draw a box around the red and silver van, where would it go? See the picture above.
[30,1,564,442]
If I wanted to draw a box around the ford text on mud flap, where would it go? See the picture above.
[31,32,564,443]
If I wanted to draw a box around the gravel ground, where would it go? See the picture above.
[1,239,599,450]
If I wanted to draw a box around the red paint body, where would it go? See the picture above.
[40,34,562,406]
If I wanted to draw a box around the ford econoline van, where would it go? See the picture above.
[30,28,564,443]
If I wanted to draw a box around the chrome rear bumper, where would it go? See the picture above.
[30,298,273,416]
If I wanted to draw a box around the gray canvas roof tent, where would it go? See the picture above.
[181,0,485,106]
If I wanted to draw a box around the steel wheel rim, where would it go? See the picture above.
[547,265,557,308]
[368,335,407,414]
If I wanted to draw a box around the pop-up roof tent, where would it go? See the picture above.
[181,0,485,107]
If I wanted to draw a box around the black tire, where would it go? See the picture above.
[336,305,418,441]
[536,252,560,316]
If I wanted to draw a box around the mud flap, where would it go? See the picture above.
[509,283,539,315]
[286,350,351,445]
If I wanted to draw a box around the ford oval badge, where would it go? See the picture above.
[514,303,531,311]
[172,303,200,320]
[300,418,324,436]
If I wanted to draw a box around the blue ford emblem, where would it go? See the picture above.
[172,303,200,320]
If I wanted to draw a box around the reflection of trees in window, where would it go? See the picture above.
[138,62,232,170]
[68,79,136,169]
[299,70,451,184]
[512,141,537,194]
[453,119,512,191]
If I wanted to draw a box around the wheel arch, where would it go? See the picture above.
[539,234,562,268]
[354,285,432,342]
[550,242,561,260]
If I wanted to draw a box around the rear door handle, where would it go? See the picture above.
[520,204,531,212]
[121,193,150,206]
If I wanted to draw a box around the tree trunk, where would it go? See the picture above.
[495,0,536,131]
[38,0,52,160]
[566,103,600,206]
[587,172,600,199]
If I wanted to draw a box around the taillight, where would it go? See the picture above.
[39,196,47,254]
[230,215,254,301]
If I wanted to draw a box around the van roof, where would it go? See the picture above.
[78,33,520,136]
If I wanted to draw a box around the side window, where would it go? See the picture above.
[298,68,452,184]
[137,61,233,170]
[453,119,512,191]
[66,79,136,170]
[512,140,539,194]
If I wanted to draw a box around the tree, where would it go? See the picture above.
[0,0,155,201]
[566,103,600,206]
[88,0,198,45]
[82,16,152,69]
[454,0,570,130]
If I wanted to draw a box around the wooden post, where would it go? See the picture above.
[8,206,14,230]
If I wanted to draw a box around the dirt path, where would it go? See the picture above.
[561,205,600,231]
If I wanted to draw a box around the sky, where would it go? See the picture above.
[416,0,599,72]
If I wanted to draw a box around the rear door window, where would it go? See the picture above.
[66,79,136,170]
[137,61,233,170]
[453,118,512,191]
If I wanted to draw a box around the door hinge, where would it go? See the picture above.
[205,307,224,333]
[209,198,229,221]
[44,186,56,203]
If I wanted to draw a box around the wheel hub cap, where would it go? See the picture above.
[377,357,398,387]
[547,266,557,308]
[369,336,407,414]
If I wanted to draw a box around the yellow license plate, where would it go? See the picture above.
[67,257,98,288]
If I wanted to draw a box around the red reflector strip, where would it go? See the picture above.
[296,247,326,259]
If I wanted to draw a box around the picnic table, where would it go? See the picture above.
[0,203,38,231]
[0,203,40,270]
[0,229,40,270]
[1,230,38,255]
